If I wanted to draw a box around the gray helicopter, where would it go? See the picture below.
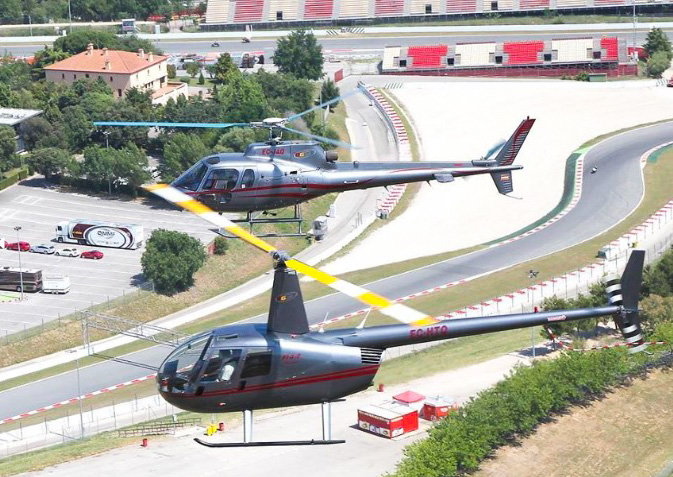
[147,184,647,448]
[94,88,534,234]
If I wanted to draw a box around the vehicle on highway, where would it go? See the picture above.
[31,244,56,254]
[150,184,648,448]
[5,241,30,252]
[56,220,144,249]
[211,42,219,47]
[81,250,104,260]
[0,267,42,292]
[55,247,79,257]
[42,274,70,294]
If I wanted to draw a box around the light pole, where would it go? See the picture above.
[14,226,24,301]
[67,350,85,439]
[68,0,72,33]
[633,3,637,59]
[528,269,539,358]
[103,131,112,195]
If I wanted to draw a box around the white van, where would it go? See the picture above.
[42,274,70,294]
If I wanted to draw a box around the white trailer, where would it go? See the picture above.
[55,220,144,249]
[42,274,70,294]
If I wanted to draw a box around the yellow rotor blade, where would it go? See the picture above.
[145,184,439,326]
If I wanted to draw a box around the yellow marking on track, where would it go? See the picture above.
[286,260,338,285]
[411,316,441,327]
[359,292,390,309]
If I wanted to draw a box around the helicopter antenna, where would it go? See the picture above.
[318,312,330,333]
[356,309,372,329]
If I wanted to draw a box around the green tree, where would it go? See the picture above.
[320,78,340,110]
[161,133,209,181]
[54,29,120,54]
[20,117,54,151]
[26,147,78,179]
[31,47,71,80]
[253,70,314,117]
[644,27,673,61]
[113,143,151,192]
[216,75,269,123]
[82,145,115,189]
[213,52,240,84]
[643,248,673,297]
[646,51,670,78]
[167,64,177,79]
[63,106,93,151]
[640,294,673,335]
[186,61,200,78]
[212,236,229,255]
[215,128,257,152]
[0,125,17,165]
[273,30,324,80]
[0,0,22,22]
[198,72,205,85]
[141,229,206,295]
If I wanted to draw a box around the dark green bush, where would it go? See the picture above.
[212,236,229,256]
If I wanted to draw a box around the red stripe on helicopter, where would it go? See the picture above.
[174,365,380,399]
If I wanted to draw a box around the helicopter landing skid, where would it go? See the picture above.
[194,403,345,448]
[218,205,307,238]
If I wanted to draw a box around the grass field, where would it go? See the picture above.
[473,368,673,477]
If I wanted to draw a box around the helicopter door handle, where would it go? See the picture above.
[344,180,359,184]
[238,380,247,391]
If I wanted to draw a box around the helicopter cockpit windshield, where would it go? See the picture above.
[173,161,209,191]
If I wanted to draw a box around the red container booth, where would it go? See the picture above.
[420,397,458,421]
[357,402,419,439]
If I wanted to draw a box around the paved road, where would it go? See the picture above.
[1,98,669,420]
[1,31,658,57]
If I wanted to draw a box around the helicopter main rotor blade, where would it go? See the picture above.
[146,184,438,327]
[483,139,507,160]
[280,126,355,150]
[285,89,361,123]
[93,121,249,129]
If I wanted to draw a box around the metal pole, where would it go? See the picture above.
[322,401,332,440]
[243,410,253,443]
[633,3,637,57]
[74,355,85,438]
[68,0,72,33]
[104,132,111,196]
[14,226,24,301]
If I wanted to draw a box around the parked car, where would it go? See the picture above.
[81,250,104,260]
[5,241,30,252]
[55,247,79,257]
[31,244,56,254]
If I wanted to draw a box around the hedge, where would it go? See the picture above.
[0,166,29,191]
[391,349,642,477]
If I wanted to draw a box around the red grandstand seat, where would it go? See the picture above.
[593,0,625,4]
[407,45,448,69]
[600,37,619,61]
[503,41,544,65]
[375,0,404,15]
[304,0,334,18]
[446,0,477,13]
[233,0,263,22]
[519,0,550,8]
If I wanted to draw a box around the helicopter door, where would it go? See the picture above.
[237,348,273,392]
[201,169,240,205]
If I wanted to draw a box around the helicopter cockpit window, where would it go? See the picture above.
[160,333,211,385]
[199,348,242,383]
[202,169,240,191]
[240,169,255,189]
[173,163,208,192]
[240,351,272,379]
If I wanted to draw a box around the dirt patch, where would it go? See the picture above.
[474,369,673,477]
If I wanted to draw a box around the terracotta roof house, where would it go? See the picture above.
[44,43,186,104]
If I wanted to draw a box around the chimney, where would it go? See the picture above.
[104,59,111,70]
[86,42,94,55]
[103,47,108,57]
[148,52,153,61]
[138,48,144,58]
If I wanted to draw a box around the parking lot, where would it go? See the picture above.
[0,180,223,335]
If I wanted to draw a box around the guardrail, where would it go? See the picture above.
[118,417,201,437]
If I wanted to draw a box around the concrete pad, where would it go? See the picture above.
[324,79,673,274]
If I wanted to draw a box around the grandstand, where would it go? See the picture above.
[203,0,666,27]
[382,36,637,77]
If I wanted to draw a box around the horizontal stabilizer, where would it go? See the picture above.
[491,171,513,195]
[434,173,455,183]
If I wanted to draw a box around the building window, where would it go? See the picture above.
[491,1,498,9]
[276,10,283,20]
[61,73,65,79]
[136,74,139,80]
[399,59,407,67]
[98,75,102,80]
[110,76,113,82]
[85,73,89,78]
[543,53,552,62]
[447,57,455,65]
[425,4,432,13]
[118,89,122,97]
[73,74,77,79]
[593,51,602,59]
[495,55,503,64]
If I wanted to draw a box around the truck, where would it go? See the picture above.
[42,274,70,294]
[55,220,144,249]
[0,267,43,292]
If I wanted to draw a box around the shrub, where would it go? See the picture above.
[212,236,229,255]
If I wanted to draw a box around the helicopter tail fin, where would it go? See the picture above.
[608,249,647,353]
[490,117,535,195]
[267,262,310,335]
